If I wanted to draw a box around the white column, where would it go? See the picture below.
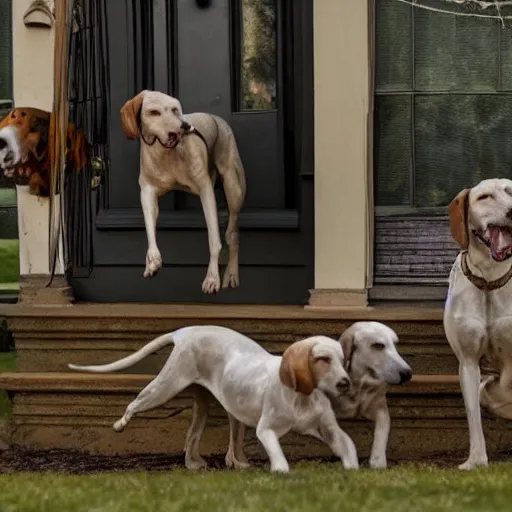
[309,0,371,309]
[13,1,70,304]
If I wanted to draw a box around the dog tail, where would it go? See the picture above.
[68,331,176,373]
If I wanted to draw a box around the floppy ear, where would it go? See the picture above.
[448,188,471,249]
[279,341,317,395]
[120,90,147,139]
[338,326,356,371]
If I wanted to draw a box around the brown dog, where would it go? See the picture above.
[0,107,88,196]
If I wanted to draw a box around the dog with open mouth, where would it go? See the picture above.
[445,178,512,470]
[0,107,88,197]
[120,90,246,294]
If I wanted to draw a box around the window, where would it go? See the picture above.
[374,0,512,212]
[0,0,12,117]
[0,0,18,296]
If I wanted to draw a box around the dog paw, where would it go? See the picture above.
[144,248,162,278]
[369,456,387,469]
[222,267,240,289]
[185,457,208,470]
[458,456,488,470]
[202,271,221,294]
[225,453,251,470]
[113,419,125,432]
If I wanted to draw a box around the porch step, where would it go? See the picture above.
[1,371,511,462]
[1,302,457,376]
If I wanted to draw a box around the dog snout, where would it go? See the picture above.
[336,377,351,393]
[180,120,191,132]
[399,368,412,384]
[3,151,14,165]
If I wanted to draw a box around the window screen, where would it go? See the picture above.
[375,0,512,210]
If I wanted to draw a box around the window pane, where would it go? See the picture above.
[374,95,411,206]
[238,0,277,111]
[499,24,512,90]
[375,0,412,91]
[0,0,11,100]
[414,95,512,207]
[414,1,498,91]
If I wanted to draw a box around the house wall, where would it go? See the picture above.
[11,0,372,306]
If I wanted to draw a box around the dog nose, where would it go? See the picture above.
[336,377,351,392]
[399,369,412,384]
[181,121,191,131]
[507,208,512,220]
[3,151,13,164]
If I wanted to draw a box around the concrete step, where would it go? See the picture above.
[0,371,511,462]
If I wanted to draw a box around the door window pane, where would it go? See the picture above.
[237,0,277,111]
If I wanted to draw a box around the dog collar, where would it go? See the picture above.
[460,251,512,291]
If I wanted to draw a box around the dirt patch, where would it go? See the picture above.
[0,447,488,474]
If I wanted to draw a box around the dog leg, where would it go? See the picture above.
[184,388,210,470]
[140,183,162,278]
[220,171,244,290]
[256,423,289,473]
[199,184,222,294]
[317,409,359,470]
[368,404,390,469]
[459,360,488,470]
[113,373,189,432]
[225,415,250,469]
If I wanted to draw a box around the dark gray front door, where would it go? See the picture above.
[71,0,314,304]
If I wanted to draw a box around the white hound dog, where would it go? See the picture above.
[445,178,512,470]
[69,325,359,473]
[184,321,412,470]
[120,90,246,294]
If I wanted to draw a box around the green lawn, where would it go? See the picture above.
[0,462,511,512]
[0,239,19,290]
[0,189,16,207]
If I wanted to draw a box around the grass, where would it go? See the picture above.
[0,462,512,512]
[0,189,16,206]
[0,239,19,288]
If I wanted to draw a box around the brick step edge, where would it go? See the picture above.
[0,372,461,395]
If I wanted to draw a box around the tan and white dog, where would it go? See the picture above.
[184,321,412,470]
[120,91,246,294]
[69,325,359,473]
[445,178,512,470]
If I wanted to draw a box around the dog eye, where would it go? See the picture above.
[315,356,331,364]
[172,107,179,115]
[371,343,385,351]
[148,110,161,116]
[477,194,492,201]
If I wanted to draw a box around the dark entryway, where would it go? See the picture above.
[69,0,314,304]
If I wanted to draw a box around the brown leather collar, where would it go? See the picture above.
[460,251,512,291]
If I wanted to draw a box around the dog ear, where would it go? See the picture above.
[338,325,357,371]
[448,188,471,249]
[120,91,147,139]
[279,341,317,395]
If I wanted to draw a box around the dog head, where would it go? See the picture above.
[449,179,512,262]
[339,322,412,386]
[0,107,88,196]
[0,126,21,171]
[120,90,194,149]
[279,336,351,398]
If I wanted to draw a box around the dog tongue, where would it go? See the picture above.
[489,226,512,256]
